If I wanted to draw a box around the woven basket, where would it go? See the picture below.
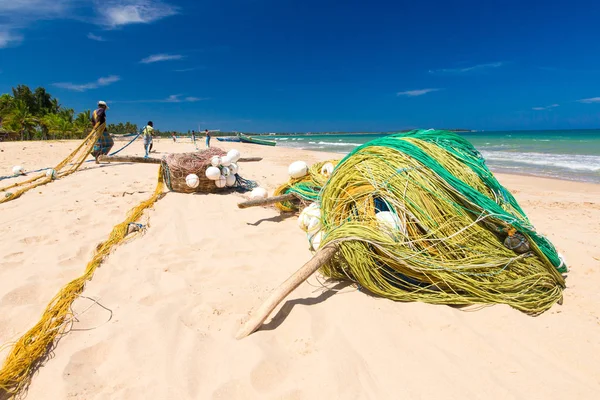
[162,148,227,193]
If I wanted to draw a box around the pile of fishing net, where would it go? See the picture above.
[284,130,567,314]
[161,147,257,193]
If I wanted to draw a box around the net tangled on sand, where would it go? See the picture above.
[286,130,567,314]
[274,160,339,211]
[162,148,257,193]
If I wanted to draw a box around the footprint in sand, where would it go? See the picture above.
[4,251,24,260]
[63,341,111,395]
[19,235,47,244]
[1,283,41,306]
[250,359,289,393]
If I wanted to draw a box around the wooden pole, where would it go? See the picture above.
[238,157,262,162]
[236,244,339,339]
[98,155,262,165]
[98,155,161,164]
[237,193,297,209]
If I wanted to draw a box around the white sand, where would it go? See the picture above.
[1,138,599,399]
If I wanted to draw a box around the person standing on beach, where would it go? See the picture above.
[205,129,211,148]
[90,101,113,164]
[172,132,177,143]
[142,121,154,157]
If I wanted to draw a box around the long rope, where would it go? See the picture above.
[0,166,165,398]
[0,133,141,182]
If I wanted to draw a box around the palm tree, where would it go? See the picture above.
[41,113,61,140]
[6,100,37,140]
[74,110,92,139]
[56,117,74,139]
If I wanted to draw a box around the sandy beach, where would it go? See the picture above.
[1,138,599,399]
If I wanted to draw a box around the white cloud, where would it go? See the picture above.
[87,32,106,41]
[397,88,440,97]
[53,75,121,92]
[429,62,506,74]
[174,67,202,72]
[140,53,184,63]
[0,1,177,48]
[98,0,178,27]
[532,104,559,111]
[0,29,22,48]
[112,94,207,103]
[165,94,203,103]
[578,97,600,104]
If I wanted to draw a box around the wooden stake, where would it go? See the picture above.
[238,157,263,162]
[236,244,339,339]
[98,155,161,164]
[237,193,297,209]
[98,155,262,164]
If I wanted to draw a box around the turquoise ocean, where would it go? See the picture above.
[270,130,600,184]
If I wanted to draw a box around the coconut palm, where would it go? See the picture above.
[55,117,74,139]
[5,100,37,140]
[73,110,92,139]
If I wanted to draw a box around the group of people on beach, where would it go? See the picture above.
[88,100,213,162]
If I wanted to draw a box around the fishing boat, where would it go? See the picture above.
[216,136,241,142]
[239,133,276,146]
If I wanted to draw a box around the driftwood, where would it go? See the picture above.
[98,155,262,164]
[237,193,297,209]
[236,244,339,339]
[98,155,161,164]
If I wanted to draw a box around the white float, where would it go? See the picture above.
[12,166,24,176]
[185,174,200,188]
[45,169,56,179]
[229,163,239,175]
[205,166,221,180]
[226,174,236,187]
[308,231,323,251]
[215,176,227,188]
[210,156,221,167]
[320,162,334,178]
[227,149,241,163]
[220,155,232,167]
[250,187,268,199]
[375,211,405,239]
[298,203,321,233]
[221,166,231,177]
[288,161,308,179]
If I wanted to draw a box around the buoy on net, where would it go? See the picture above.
[205,166,221,180]
[220,155,232,167]
[250,187,268,199]
[211,156,221,167]
[46,169,56,179]
[298,203,321,234]
[288,161,308,179]
[221,166,231,177]
[227,149,241,163]
[186,174,200,188]
[12,165,25,176]
[226,174,236,187]
[215,175,227,188]
[320,162,334,178]
[229,162,239,174]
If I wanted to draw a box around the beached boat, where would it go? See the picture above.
[239,133,277,146]
[216,136,241,142]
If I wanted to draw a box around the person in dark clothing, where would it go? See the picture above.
[205,129,211,148]
[91,101,113,163]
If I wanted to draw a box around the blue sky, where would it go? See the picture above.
[2,0,600,132]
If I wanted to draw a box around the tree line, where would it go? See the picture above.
[0,85,139,141]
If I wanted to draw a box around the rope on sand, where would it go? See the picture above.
[0,133,141,183]
[0,166,165,398]
[0,124,105,204]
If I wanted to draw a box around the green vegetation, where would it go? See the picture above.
[0,85,138,141]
